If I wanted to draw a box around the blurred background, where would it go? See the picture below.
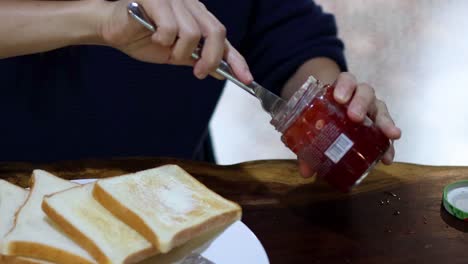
[210,0,468,166]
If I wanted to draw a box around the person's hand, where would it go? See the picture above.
[299,72,402,178]
[98,0,252,83]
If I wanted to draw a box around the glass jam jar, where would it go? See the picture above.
[271,76,390,192]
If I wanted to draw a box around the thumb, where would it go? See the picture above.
[298,159,315,178]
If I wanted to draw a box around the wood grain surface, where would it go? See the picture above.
[1,158,467,264]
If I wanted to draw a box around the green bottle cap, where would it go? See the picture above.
[443,180,468,221]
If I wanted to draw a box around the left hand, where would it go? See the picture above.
[299,72,402,178]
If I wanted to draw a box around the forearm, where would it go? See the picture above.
[0,0,106,59]
[281,57,341,99]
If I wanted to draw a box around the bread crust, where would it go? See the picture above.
[92,184,161,250]
[41,197,107,264]
[6,241,93,264]
[43,185,158,264]
[2,255,51,264]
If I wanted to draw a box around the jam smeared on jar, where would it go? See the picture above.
[272,76,390,192]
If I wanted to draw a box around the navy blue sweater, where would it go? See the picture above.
[0,0,346,162]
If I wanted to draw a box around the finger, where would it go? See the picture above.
[224,40,253,84]
[381,143,395,165]
[367,100,380,121]
[122,36,173,63]
[186,1,226,79]
[206,42,226,80]
[375,100,402,140]
[334,72,357,104]
[347,83,376,122]
[299,160,315,178]
[206,41,254,83]
[145,0,178,47]
[169,0,201,65]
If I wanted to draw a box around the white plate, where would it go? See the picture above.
[72,179,269,264]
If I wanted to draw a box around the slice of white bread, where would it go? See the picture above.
[0,180,50,264]
[0,180,29,248]
[42,183,157,264]
[2,170,96,264]
[93,165,242,253]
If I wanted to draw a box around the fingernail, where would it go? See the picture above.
[194,68,203,79]
[245,68,253,83]
[334,86,347,102]
[350,105,364,119]
[392,127,402,139]
[396,126,402,135]
[382,153,392,165]
[194,68,200,78]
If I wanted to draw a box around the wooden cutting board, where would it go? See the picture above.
[1,158,467,264]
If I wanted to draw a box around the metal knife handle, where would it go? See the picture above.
[127,2,255,95]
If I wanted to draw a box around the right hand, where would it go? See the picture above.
[99,0,253,84]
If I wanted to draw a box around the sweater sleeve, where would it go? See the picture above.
[239,0,347,95]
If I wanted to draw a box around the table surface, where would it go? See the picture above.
[2,158,467,264]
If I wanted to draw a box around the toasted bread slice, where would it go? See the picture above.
[2,170,96,264]
[0,180,50,264]
[42,183,157,264]
[93,165,242,253]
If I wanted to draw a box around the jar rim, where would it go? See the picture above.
[271,76,325,133]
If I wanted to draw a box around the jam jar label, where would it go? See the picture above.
[324,133,354,163]
[297,120,353,176]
